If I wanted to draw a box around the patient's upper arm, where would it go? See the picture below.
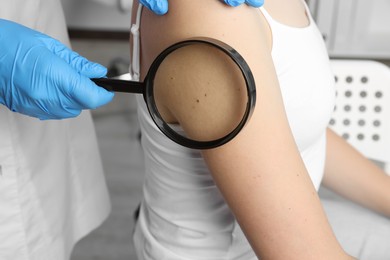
[136,1,346,259]
[139,0,276,140]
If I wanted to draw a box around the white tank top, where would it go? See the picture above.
[133,2,335,259]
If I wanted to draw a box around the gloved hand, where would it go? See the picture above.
[0,19,114,120]
[140,0,264,15]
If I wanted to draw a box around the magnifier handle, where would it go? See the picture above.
[92,78,144,94]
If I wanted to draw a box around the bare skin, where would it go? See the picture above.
[323,128,390,218]
[131,0,366,258]
[153,43,247,141]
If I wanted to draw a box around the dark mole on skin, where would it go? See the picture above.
[253,174,261,180]
[196,99,200,103]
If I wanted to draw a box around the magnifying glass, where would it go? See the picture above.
[92,37,256,149]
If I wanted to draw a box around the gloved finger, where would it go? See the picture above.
[38,105,82,120]
[245,0,264,7]
[139,0,168,15]
[44,52,114,112]
[48,38,108,78]
[15,96,83,120]
[66,73,114,109]
[223,0,245,7]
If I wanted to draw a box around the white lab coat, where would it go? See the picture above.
[0,0,111,259]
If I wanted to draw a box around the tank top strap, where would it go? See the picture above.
[258,0,314,29]
[300,0,315,24]
[258,6,276,26]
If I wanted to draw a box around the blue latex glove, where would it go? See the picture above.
[140,0,264,15]
[0,19,114,120]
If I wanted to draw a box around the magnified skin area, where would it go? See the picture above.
[154,43,247,142]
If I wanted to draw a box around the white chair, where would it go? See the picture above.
[329,59,390,174]
[320,59,390,259]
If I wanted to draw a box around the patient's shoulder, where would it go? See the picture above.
[139,0,272,63]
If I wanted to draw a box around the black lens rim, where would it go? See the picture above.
[143,37,256,150]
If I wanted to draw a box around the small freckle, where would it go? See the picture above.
[196,99,200,103]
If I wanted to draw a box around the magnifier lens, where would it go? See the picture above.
[151,42,249,146]
[91,38,255,149]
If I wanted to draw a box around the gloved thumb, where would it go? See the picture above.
[224,0,264,7]
[223,0,245,7]
[245,0,264,7]
[68,73,114,109]
[140,0,168,15]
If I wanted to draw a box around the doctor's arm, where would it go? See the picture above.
[322,128,390,217]
[0,19,113,120]
[139,1,355,259]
